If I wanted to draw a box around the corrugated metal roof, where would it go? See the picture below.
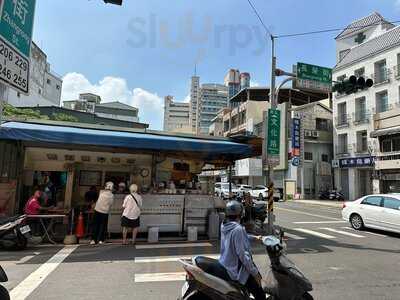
[97,101,138,111]
[334,25,400,71]
[335,12,387,40]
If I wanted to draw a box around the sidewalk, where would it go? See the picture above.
[288,199,344,208]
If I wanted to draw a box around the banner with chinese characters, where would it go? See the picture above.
[292,118,301,157]
[339,156,375,168]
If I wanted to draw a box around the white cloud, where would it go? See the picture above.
[250,80,260,87]
[183,94,190,103]
[61,72,163,130]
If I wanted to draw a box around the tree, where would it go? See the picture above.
[3,103,49,120]
[51,113,78,122]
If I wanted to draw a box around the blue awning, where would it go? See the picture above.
[0,122,255,161]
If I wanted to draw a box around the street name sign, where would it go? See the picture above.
[295,62,332,93]
[0,0,36,94]
[267,109,281,165]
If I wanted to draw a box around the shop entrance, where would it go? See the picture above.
[340,169,349,200]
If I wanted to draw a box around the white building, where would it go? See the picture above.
[6,42,62,107]
[163,95,190,133]
[63,93,139,123]
[189,76,200,133]
[333,12,400,200]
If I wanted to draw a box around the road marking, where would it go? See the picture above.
[134,272,186,282]
[135,254,219,263]
[135,242,213,249]
[293,228,336,239]
[293,221,347,224]
[10,245,78,300]
[283,232,306,240]
[320,227,365,238]
[16,255,35,264]
[276,207,341,220]
[340,227,387,237]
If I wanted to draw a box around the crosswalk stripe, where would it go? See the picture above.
[135,242,213,249]
[319,227,365,238]
[293,221,347,224]
[340,227,387,237]
[283,232,306,240]
[293,228,336,239]
[135,254,219,263]
[134,272,186,282]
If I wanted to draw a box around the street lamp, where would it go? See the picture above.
[103,0,123,5]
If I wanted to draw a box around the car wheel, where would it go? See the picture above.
[0,285,10,300]
[350,214,364,230]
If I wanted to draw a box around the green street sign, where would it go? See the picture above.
[297,62,332,84]
[267,108,281,156]
[0,0,36,58]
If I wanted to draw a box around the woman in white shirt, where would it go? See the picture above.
[121,184,142,245]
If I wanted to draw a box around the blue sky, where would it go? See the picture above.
[33,0,400,129]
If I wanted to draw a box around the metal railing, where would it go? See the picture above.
[353,109,370,124]
[353,142,368,154]
[335,114,350,127]
[335,144,350,156]
[393,65,400,78]
[371,68,390,85]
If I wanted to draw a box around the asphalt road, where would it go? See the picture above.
[1,201,400,300]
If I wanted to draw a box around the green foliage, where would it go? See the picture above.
[51,113,78,122]
[3,103,49,120]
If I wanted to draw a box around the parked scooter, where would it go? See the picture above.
[0,215,31,250]
[179,235,313,300]
[0,266,10,300]
[319,190,344,201]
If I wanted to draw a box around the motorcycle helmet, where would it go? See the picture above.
[225,200,244,218]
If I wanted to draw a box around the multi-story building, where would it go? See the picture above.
[6,42,62,107]
[189,76,200,133]
[332,12,400,200]
[198,84,228,135]
[240,72,251,90]
[163,95,190,133]
[224,69,241,99]
[63,93,139,123]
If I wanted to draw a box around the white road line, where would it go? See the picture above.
[283,232,306,240]
[135,254,219,263]
[17,255,35,264]
[134,272,186,282]
[340,227,387,237]
[293,228,336,239]
[293,221,347,224]
[135,242,213,249]
[10,245,78,300]
[276,207,342,220]
[320,227,365,238]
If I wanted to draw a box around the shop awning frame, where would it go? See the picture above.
[370,126,400,138]
[0,121,258,162]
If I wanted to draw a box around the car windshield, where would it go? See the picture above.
[221,183,237,189]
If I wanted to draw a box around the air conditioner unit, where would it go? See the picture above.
[312,131,319,137]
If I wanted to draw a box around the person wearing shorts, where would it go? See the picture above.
[121,184,142,245]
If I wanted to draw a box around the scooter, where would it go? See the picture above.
[0,215,31,250]
[179,235,313,300]
[0,266,10,300]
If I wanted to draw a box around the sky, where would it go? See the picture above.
[32,0,400,130]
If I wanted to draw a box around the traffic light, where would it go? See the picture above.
[332,75,373,95]
[103,0,122,5]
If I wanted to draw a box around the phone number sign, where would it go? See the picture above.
[0,36,29,93]
[0,0,36,94]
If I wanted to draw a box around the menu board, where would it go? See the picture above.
[79,171,102,186]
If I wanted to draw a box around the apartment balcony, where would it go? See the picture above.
[352,110,371,125]
[393,65,400,79]
[373,103,400,130]
[335,114,350,128]
[371,68,391,86]
[335,145,351,157]
[375,151,400,170]
[352,143,369,155]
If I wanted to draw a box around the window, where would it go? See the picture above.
[337,102,347,125]
[362,196,382,207]
[337,74,346,82]
[17,92,21,98]
[38,88,41,95]
[383,197,400,210]
[304,152,313,161]
[382,139,392,152]
[316,118,328,131]
[397,54,400,77]
[354,67,365,78]
[47,79,51,84]
[355,97,367,122]
[374,59,387,84]
[376,91,388,113]
[56,85,60,90]
[338,133,348,154]
[356,130,368,152]
[321,154,329,162]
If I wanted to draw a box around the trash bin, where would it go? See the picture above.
[148,227,159,243]
[188,226,198,242]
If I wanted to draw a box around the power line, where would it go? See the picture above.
[275,20,400,39]
[245,0,273,37]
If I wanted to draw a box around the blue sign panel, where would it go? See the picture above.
[292,156,300,167]
[339,156,375,168]
[292,118,301,157]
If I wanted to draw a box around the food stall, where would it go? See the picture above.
[0,120,261,236]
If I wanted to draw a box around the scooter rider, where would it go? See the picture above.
[219,200,266,300]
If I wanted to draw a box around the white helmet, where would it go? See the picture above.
[105,181,114,191]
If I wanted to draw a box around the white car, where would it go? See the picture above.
[214,182,240,199]
[249,185,282,201]
[236,184,253,196]
[342,194,400,234]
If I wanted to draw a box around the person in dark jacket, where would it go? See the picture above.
[219,200,265,300]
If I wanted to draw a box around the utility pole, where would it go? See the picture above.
[0,83,7,126]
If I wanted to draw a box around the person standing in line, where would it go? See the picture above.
[121,184,142,245]
[90,182,114,245]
